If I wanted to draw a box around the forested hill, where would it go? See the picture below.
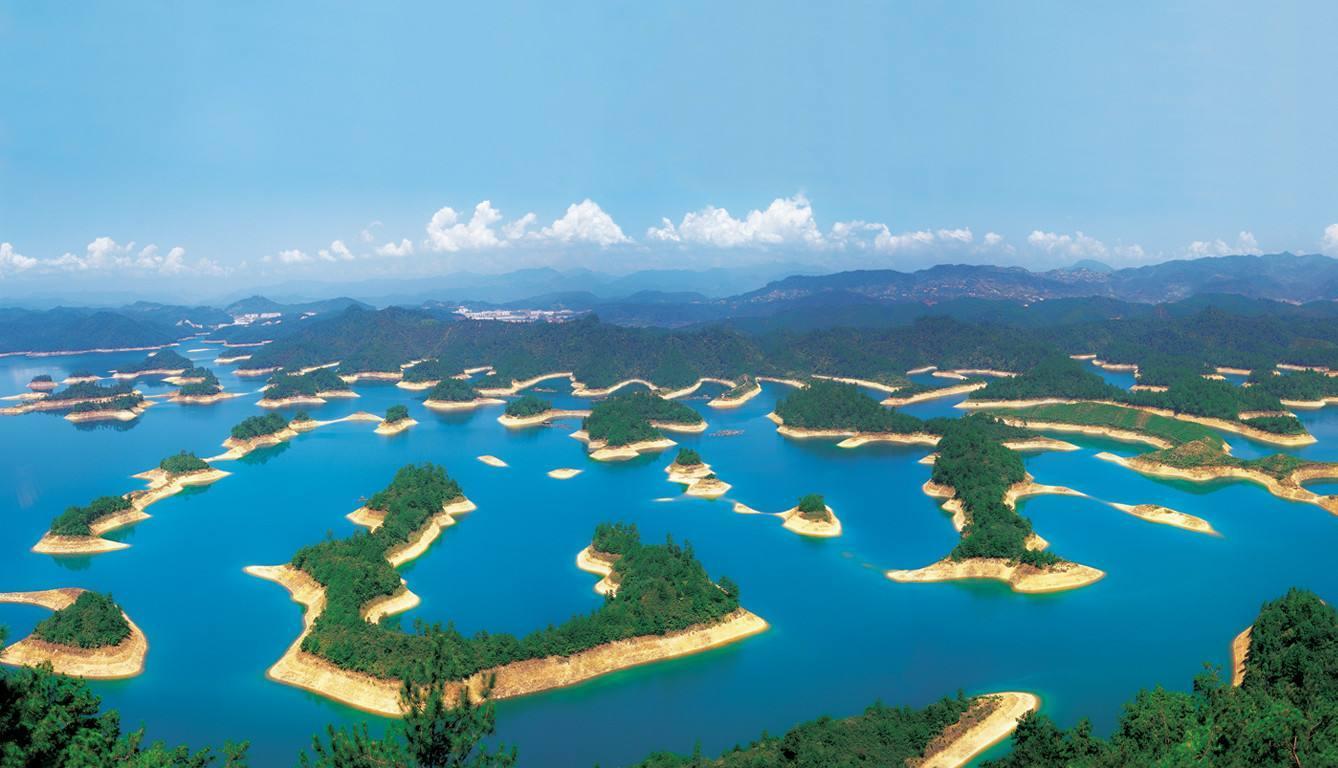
[0,308,185,354]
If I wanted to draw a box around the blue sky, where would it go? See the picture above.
[2,1,1337,292]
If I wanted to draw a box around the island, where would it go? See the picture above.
[477,454,508,467]
[496,395,590,427]
[770,378,938,447]
[246,464,766,715]
[215,412,299,459]
[706,375,762,409]
[779,493,842,537]
[664,448,731,497]
[422,378,505,411]
[575,391,705,460]
[547,468,582,479]
[374,404,417,435]
[886,415,1105,593]
[27,374,56,391]
[168,368,238,404]
[111,348,191,380]
[64,392,150,422]
[32,451,229,555]
[0,589,147,678]
[258,367,357,407]
[2,380,142,417]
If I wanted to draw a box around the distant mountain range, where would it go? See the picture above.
[5,253,1338,353]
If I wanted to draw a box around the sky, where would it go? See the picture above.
[2,1,1338,297]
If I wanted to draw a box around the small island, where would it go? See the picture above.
[2,380,144,418]
[0,589,147,678]
[27,374,56,392]
[64,392,150,422]
[258,368,356,407]
[216,412,299,459]
[374,404,417,435]
[247,464,766,715]
[111,349,191,380]
[496,395,590,427]
[664,448,731,498]
[547,468,582,479]
[32,451,228,555]
[422,378,505,411]
[575,391,705,461]
[706,376,762,409]
[771,378,938,447]
[779,494,842,537]
[168,368,238,404]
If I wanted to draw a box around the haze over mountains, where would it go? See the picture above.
[5,253,1338,354]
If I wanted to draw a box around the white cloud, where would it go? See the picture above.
[539,199,630,246]
[1027,230,1109,259]
[35,237,222,275]
[649,195,821,248]
[425,201,508,252]
[317,240,354,262]
[425,199,628,252]
[359,221,382,243]
[1186,231,1262,257]
[375,239,415,257]
[1323,224,1338,256]
[0,243,38,275]
[268,248,311,264]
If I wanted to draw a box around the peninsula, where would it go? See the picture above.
[496,395,590,427]
[576,391,704,460]
[422,378,505,411]
[0,589,147,678]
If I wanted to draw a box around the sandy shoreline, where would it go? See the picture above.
[170,391,243,405]
[811,374,903,393]
[665,462,732,498]
[882,382,986,406]
[0,588,148,678]
[212,427,301,460]
[778,505,842,537]
[575,546,620,595]
[477,455,508,468]
[547,468,582,479]
[1107,502,1216,534]
[214,354,252,364]
[707,381,762,409]
[1094,452,1338,514]
[477,371,573,397]
[1231,626,1252,686]
[769,412,940,447]
[570,378,656,397]
[423,397,505,411]
[496,408,590,428]
[887,558,1106,593]
[250,505,767,715]
[915,692,1041,768]
[340,371,403,383]
[64,401,151,422]
[994,416,1174,449]
[257,395,328,408]
[374,418,417,436]
[570,429,678,461]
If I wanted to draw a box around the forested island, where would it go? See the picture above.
[112,348,192,378]
[421,378,504,411]
[771,379,935,446]
[578,392,705,460]
[217,413,299,458]
[0,588,147,678]
[665,448,731,497]
[778,493,842,537]
[375,404,417,435]
[497,395,589,428]
[259,367,354,407]
[1,380,146,419]
[171,368,234,403]
[707,375,761,408]
[247,463,764,715]
[26,373,55,391]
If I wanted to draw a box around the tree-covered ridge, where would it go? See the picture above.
[46,380,136,402]
[992,402,1220,447]
[773,379,923,434]
[49,495,133,536]
[1124,376,1303,433]
[631,694,974,768]
[265,368,349,400]
[719,375,758,399]
[384,405,410,424]
[400,357,455,383]
[932,415,1056,567]
[229,413,290,441]
[68,393,145,414]
[118,349,192,373]
[504,395,551,417]
[424,378,482,402]
[591,521,640,555]
[796,494,830,522]
[1249,369,1338,401]
[178,368,223,396]
[1132,353,1212,387]
[673,448,702,467]
[1136,437,1313,480]
[975,356,1123,402]
[33,592,130,649]
[986,589,1338,767]
[288,464,739,682]
[583,392,703,447]
[159,451,209,475]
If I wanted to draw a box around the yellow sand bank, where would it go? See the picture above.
[882,382,986,407]
[374,418,417,436]
[1231,626,1252,686]
[423,397,505,411]
[477,455,508,467]
[0,588,148,678]
[915,692,1041,768]
[1107,502,1216,535]
[707,381,762,409]
[1095,451,1338,515]
[477,371,573,397]
[547,468,583,479]
[887,558,1105,593]
[575,546,620,595]
[496,408,590,428]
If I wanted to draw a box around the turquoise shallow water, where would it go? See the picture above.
[2,351,1337,767]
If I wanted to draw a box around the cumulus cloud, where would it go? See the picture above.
[318,240,354,262]
[0,242,38,275]
[33,237,224,276]
[1186,231,1262,257]
[375,239,415,257]
[424,199,628,252]
[1026,230,1146,264]
[648,194,822,248]
[1320,224,1338,256]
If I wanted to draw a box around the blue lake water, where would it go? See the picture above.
[2,350,1337,767]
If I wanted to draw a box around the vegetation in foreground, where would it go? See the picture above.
[33,592,131,649]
